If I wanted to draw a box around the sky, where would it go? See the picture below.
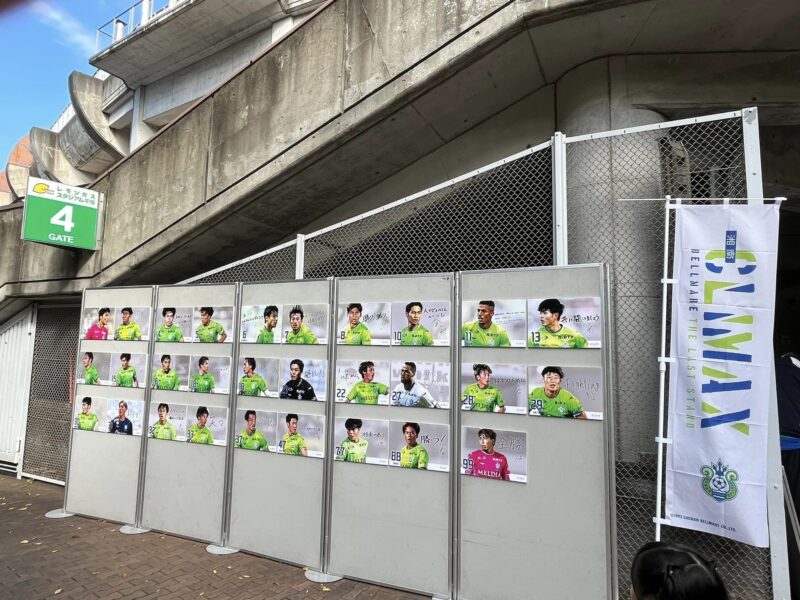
[0,0,133,166]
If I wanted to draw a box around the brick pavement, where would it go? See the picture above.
[0,473,427,600]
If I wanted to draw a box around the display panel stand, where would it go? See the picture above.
[207,544,239,555]
[304,571,342,584]
[120,525,150,535]
[45,509,73,519]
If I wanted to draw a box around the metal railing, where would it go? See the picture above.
[95,0,189,54]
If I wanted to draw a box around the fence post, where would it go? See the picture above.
[295,234,305,280]
[552,132,568,266]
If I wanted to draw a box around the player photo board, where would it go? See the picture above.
[185,406,228,446]
[281,303,328,345]
[527,365,604,420]
[277,413,325,458]
[461,299,527,348]
[278,358,327,401]
[460,362,528,414]
[104,399,145,437]
[110,353,148,389]
[154,306,193,342]
[460,426,527,483]
[389,361,450,409]
[112,306,152,341]
[188,355,231,395]
[192,306,234,343]
[73,396,108,433]
[237,357,279,398]
[335,359,391,405]
[336,302,391,345]
[527,297,602,349]
[390,301,450,346]
[150,353,190,392]
[147,402,188,442]
[77,351,112,386]
[388,421,449,472]
[81,307,115,341]
[233,409,276,452]
[334,417,389,465]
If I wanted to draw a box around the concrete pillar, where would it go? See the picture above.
[130,86,159,151]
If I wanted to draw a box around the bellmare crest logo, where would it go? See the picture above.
[701,458,739,503]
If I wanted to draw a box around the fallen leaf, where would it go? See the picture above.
[20,540,29,544]
[242,575,250,579]
[54,589,62,595]
[322,586,331,592]
[212,570,217,574]
[51,550,58,553]
[18,507,27,511]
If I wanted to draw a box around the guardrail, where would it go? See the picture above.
[94,0,188,54]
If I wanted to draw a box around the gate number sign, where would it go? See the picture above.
[22,177,100,250]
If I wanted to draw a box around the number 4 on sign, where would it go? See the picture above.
[50,205,75,232]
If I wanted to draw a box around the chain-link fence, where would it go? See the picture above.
[22,306,80,483]
[187,241,297,284]
[565,116,772,598]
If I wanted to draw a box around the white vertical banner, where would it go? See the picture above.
[666,203,779,547]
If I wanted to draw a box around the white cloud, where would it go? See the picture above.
[30,1,97,58]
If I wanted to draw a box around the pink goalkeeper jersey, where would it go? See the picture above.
[466,449,510,480]
[85,323,109,340]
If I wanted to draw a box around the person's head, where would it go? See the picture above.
[345,418,362,441]
[200,307,214,325]
[400,362,416,384]
[403,422,419,446]
[290,359,304,380]
[478,428,496,452]
[98,307,110,325]
[286,413,299,434]
[538,298,565,330]
[476,300,495,327]
[162,307,176,326]
[81,397,92,413]
[473,363,492,387]
[263,305,279,328]
[630,542,728,600]
[161,354,172,371]
[157,403,169,423]
[198,356,209,373]
[541,366,564,396]
[244,410,257,434]
[243,357,256,376]
[358,360,375,383]
[196,406,209,427]
[347,303,362,326]
[120,353,131,368]
[121,307,133,325]
[289,306,304,332]
[405,302,423,327]
[118,400,128,419]
[83,352,93,367]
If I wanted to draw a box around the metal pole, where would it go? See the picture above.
[295,234,305,280]
[552,133,568,266]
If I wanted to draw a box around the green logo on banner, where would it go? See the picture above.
[22,178,99,250]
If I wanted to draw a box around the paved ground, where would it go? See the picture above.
[0,473,427,600]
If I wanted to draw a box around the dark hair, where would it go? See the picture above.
[358,360,375,376]
[119,400,128,409]
[345,418,362,430]
[289,305,304,319]
[84,352,94,361]
[403,422,420,435]
[98,307,110,317]
[290,359,304,373]
[196,406,209,419]
[162,307,176,317]
[542,366,564,379]
[405,302,422,313]
[244,357,256,370]
[264,305,279,318]
[473,363,492,377]
[81,397,91,406]
[477,300,495,308]
[244,410,256,421]
[200,307,214,316]
[403,361,417,374]
[286,413,299,423]
[157,403,169,412]
[120,353,131,361]
[477,428,496,441]
[198,355,209,367]
[161,354,171,362]
[538,298,565,318]
[631,542,728,600]
[121,307,132,314]
[347,303,362,314]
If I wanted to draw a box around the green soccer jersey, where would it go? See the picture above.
[281,432,307,455]
[115,322,142,341]
[347,381,389,404]
[196,321,225,343]
[342,322,371,345]
[156,324,185,342]
[188,424,214,444]
[400,445,429,469]
[236,428,268,451]
[529,324,588,348]
[400,325,433,346]
[76,412,98,431]
[83,365,99,385]
[337,438,368,462]
[151,420,177,440]
[239,374,267,396]
[116,366,137,388]
[255,327,275,344]
[461,383,505,412]
[153,368,180,390]
[528,387,584,417]
[286,324,318,344]
[461,321,511,347]
[191,372,215,393]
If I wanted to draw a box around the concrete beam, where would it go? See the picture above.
[29,128,94,187]
[5,135,34,201]
[67,71,128,167]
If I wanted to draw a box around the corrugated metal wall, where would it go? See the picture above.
[0,306,35,468]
